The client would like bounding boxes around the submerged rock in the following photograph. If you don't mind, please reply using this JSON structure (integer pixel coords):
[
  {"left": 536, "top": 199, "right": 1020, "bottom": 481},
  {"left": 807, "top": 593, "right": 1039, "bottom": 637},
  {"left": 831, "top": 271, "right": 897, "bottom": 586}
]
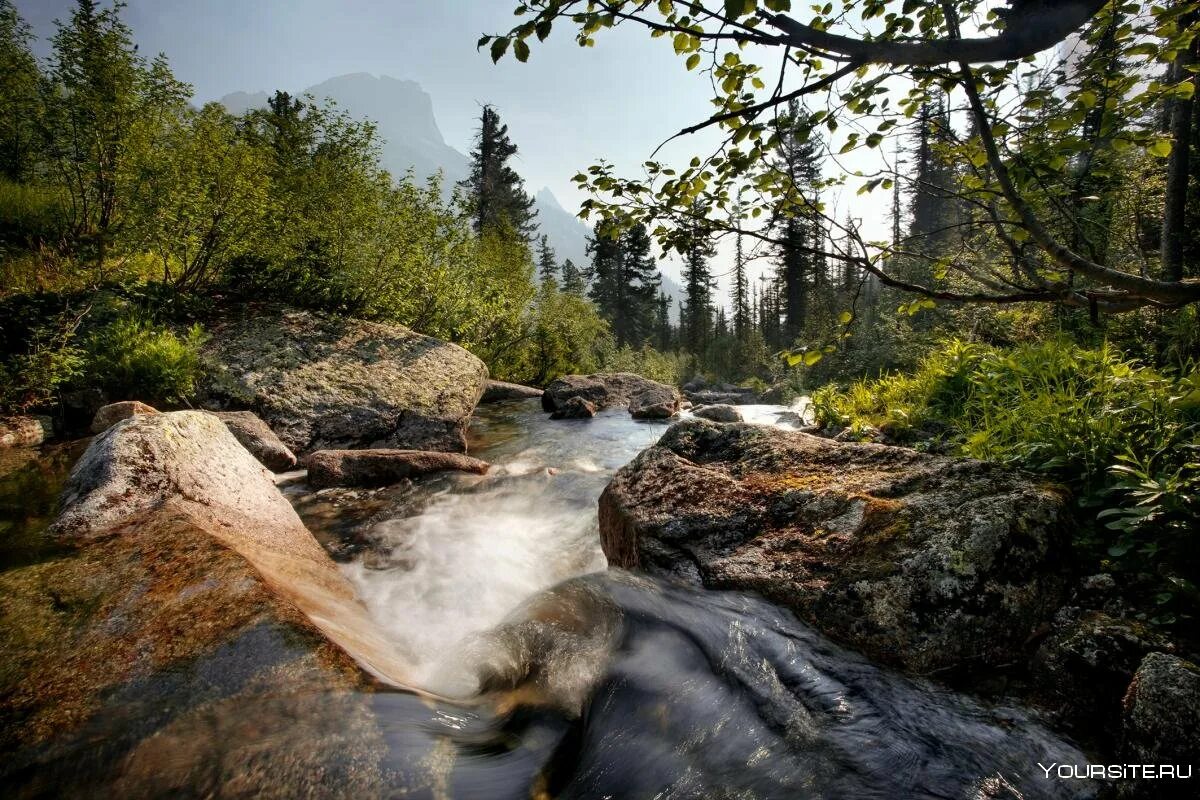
[
  {"left": 208, "top": 410, "right": 297, "bottom": 472},
  {"left": 543, "top": 373, "right": 681, "bottom": 419},
  {"left": 692, "top": 404, "right": 743, "bottom": 423},
  {"left": 89, "top": 400, "right": 157, "bottom": 434},
  {"left": 305, "top": 448, "right": 489, "bottom": 489},
  {"left": 0, "top": 415, "right": 48, "bottom": 448},
  {"left": 202, "top": 306, "right": 487, "bottom": 453},
  {"left": 481, "top": 379, "right": 544, "bottom": 402},
  {"left": 1, "top": 410, "right": 432, "bottom": 796},
  {"left": 550, "top": 396, "right": 598, "bottom": 420},
  {"left": 599, "top": 419, "right": 1070, "bottom": 675}
]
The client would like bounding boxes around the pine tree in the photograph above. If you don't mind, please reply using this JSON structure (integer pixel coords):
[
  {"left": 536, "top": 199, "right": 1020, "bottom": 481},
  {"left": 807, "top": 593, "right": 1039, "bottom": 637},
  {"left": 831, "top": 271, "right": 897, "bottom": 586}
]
[
  {"left": 458, "top": 105, "right": 537, "bottom": 238},
  {"left": 654, "top": 291, "right": 673, "bottom": 351},
  {"left": 731, "top": 228, "right": 751, "bottom": 339},
  {"left": 560, "top": 257, "right": 586, "bottom": 295},
  {"left": 906, "top": 95, "right": 957, "bottom": 252},
  {"left": 587, "top": 221, "right": 661, "bottom": 347},
  {"left": 681, "top": 217, "right": 716, "bottom": 355},
  {"left": 770, "top": 100, "right": 826, "bottom": 345},
  {"left": 536, "top": 235, "right": 557, "bottom": 284}
]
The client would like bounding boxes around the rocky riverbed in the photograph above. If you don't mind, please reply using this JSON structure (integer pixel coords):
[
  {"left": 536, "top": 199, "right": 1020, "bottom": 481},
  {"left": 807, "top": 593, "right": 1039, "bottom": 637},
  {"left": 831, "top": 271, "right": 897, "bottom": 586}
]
[{"left": 0, "top": 361, "right": 1195, "bottom": 798}]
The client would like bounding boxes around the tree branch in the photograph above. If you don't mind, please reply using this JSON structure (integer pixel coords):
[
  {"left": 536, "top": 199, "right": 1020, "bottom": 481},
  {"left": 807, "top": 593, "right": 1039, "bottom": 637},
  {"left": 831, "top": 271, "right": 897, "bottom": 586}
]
[{"left": 766, "top": 1, "right": 1107, "bottom": 66}]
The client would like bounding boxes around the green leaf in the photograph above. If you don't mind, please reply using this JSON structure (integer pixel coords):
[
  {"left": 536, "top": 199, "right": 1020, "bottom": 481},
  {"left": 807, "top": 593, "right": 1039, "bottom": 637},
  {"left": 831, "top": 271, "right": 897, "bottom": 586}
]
[
  {"left": 490, "top": 37, "right": 510, "bottom": 63},
  {"left": 513, "top": 39, "right": 530, "bottom": 62},
  {"left": 1148, "top": 139, "right": 1173, "bottom": 158},
  {"left": 686, "top": 53, "right": 701, "bottom": 70}
]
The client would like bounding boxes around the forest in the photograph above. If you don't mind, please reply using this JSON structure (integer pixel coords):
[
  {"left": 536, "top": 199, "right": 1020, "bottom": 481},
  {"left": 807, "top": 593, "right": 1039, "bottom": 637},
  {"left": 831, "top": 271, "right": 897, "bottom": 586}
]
[{"left": 1, "top": 0, "right": 1199, "bottom": 630}]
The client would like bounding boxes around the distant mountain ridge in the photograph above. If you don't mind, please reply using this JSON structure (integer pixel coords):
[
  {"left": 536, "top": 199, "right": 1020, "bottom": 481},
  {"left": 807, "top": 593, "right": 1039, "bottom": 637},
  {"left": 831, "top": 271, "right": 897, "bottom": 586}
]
[{"left": 217, "top": 73, "right": 683, "bottom": 314}]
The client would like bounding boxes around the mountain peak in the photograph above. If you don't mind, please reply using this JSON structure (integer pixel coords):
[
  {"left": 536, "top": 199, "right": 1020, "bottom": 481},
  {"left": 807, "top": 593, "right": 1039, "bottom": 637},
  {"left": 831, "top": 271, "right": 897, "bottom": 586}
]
[{"left": 536, "top": 187, "right": 563, "bottom": 210}]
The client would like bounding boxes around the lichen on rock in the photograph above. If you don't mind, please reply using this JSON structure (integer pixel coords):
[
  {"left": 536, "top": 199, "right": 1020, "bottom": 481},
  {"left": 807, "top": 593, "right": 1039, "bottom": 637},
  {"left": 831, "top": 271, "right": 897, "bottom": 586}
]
[{"left": 599, "top": 418, "right": 1071, "bottom": 675}]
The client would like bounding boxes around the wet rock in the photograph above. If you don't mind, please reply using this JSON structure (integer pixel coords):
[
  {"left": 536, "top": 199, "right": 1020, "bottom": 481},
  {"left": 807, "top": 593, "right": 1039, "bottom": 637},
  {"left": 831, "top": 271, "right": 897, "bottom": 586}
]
[
  {"left": 685, "top": 389, "right": 754, "bottom": 406},
  {"left": 0, "top": 410, "right": 433, "bottom": 797},
  {"left": 629, "top": 384, "right": 681, "bottom": 420},
  {"left": 760, "top": 384, "right": 793, "bottom": 404},
  {"left": 481, "top": 379, "right": 544, "bottom": 402},
  {"left": 542, "top": 373, "right": 681, "bottom": 419},
  {"left": 693, "top": 404, "right": 743, "bottom": 423},
  {"left": 0, "top": 416, "right": 48, "bottom": 448},
  {"left": 1121, "top": 653, "right": 1200, "bottom": 794},
  {"left": 550, "top": 396, "right": 597, "bottom": 420},
  {"left": 89, "top": 400, "right": 157, "bottom": 434},
  {"left": 599, "top": 419, "right": 1071, "bottom": 675},
  {"left": 208, "top": 410, "right": 297, "bottom": 472},
  {"left": 1031, "top": 609, "right": 1174, "bottom": 740},
  {"left": 201, "top": 306, "right": 487, "bottom": 454},
  {"left": 305, "top": 448, "right": 489, "bottom": 489}
]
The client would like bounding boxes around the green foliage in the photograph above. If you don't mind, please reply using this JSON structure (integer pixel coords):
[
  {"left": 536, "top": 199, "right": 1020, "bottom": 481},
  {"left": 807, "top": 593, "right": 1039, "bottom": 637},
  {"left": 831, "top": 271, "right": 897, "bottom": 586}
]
[
  {"left": 813, "top": 338, "right": 1200, "bottom": 575},
  {"left": 82, "top": 315, "right": 208, "bottom": 406},
  {"left": 510, "top": 280, "right": 610, "bottom": 384},
  {"left": 0, "top": 312, "right": 84, "bottom": 412},
  {"left": 597, "top": 343, "right": 689, "bottom": 386}
]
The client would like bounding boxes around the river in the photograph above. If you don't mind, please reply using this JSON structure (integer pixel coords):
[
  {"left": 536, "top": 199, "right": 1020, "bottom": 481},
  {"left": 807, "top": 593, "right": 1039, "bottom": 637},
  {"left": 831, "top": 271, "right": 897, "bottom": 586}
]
[
  {"left": 285, "top": 398, "right": 1097, "bottom": 799},
  {"left": 0, "top": 399, "right": 1098, "bottom": 798}
]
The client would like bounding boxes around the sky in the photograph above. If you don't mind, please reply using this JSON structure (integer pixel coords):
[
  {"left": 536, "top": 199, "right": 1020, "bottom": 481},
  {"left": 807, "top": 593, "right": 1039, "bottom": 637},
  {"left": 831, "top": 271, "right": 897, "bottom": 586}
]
[{"left": 15, "top": 0, "right": 893, "bottom": 291}]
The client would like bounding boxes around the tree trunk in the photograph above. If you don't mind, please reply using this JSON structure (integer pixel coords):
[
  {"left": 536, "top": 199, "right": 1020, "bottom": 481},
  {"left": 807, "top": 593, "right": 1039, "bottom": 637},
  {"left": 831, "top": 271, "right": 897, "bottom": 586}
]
[{"left": 1162, "top": 27, "right": 1198, "bottom": 282}]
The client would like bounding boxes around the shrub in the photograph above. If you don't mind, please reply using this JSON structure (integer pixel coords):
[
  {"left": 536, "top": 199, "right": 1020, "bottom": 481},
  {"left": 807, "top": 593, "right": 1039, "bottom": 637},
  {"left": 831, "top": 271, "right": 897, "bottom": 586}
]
[{"left": 83, "top": 316, "right": 208, "bottom": 406}]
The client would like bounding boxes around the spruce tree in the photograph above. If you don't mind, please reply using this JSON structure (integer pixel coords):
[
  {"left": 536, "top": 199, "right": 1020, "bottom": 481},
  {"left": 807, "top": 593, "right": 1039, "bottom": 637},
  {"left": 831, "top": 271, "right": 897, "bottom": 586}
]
[
  {"left": 731, "top": 228, "right": 750, "bottom": 339},
  {"left": 587, "top": 221, "right": 661, "bottom": 347},
  {"left": 536, "top": 234, "right": 557, "bottom": 284},
  {"left": 681, "top": 217, "right": 715, "bottom": 355},
  {"left": 770, "top": 100, "right": 826, "bottom": 345},
  {"left": 654, "top": 291, "right": 673, "bottom": 351},
  {"left": 560, "top": 258, "right": 586, "bottom": 295},
  {"left": 458, "top": 105, "right": 537, "bottom": 238}
]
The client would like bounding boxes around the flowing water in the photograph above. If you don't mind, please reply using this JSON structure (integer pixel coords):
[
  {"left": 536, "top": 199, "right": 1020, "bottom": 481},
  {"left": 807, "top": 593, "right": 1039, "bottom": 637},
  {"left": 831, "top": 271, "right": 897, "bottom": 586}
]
[
  {"left": 292, "top": 399, "right": 1098, "bottom": 799},
  {"left": 0, "top": 401, "right": 1101, "bottom": 798}
]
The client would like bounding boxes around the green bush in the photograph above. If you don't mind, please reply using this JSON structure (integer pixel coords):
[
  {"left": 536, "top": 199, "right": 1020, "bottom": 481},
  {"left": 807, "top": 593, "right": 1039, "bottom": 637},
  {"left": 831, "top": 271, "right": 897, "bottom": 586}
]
[
  {"left": 83, "top": 316, "right": 208, "bottom": 406},
  {"left": 0, "top": 315, "right": 84, "bottom": 413},
  {"left": 812, "top": 339, "right": 1200, "bottom": 586}
]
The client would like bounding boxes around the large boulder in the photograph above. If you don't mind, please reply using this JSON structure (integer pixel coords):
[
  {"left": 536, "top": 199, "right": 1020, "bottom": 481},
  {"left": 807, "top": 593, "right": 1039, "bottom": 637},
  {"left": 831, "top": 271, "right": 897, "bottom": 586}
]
[
  {"left": 1120, "top": 653, "right": 1200, "bottom": 796},
  {"left": 0, "top": 416, "right": 48, "bottom": 448},
  {"left": 599, "top": 419, "right": 1071, "bottom": 675},
  {"left": 208, "top": 410, "right": 297, "bottom": 472},
  {"left": 480, "top": 379, "right": 543, "bottom": 403},
  {"left": 89, "top": 400, "right": 157, "bottom": 434},
  {"left": 542, "top": 373, "right": 681, "bottom": 419},
  {"left": 305, "top": 448, "right": 489, "bottom": 489},
  {"left": 202, "top": 307, "right": 488, "bottom": 453},
  {"left": 0, "top": 411, "right": 429, "bottom": 796}
]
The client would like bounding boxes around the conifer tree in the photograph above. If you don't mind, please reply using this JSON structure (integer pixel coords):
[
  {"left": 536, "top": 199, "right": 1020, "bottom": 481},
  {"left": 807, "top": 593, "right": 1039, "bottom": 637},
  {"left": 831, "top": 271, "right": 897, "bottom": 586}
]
[
  {"left": 731, "top": 228, "right": 750, "bottom": 339},
  {"left": 654, "top": 291, "right": 673, "bottom": 351},
  {"left": 458, "top": 105, "right": 537, "bottom": 238},
  {"left": 587, "top": 221, "right": 661, "bottom": 347},
  {"left": 681, "top": 218, "right": 715, "bottom": 355},
  {"left": 770, "top": 100, "right": 826, "bottom": 345},
  {"left": 536, "top": 234, "right": 557, "bottom": 284},
  {"left": 560, "top": 257, "right": 586, "bottom": 295}
]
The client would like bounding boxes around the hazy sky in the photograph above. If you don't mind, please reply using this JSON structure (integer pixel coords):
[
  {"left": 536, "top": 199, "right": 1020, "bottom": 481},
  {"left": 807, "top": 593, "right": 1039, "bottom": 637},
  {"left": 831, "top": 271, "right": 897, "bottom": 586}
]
[{"left": 16, "top": 0, "right": 892, "bottom": 289}]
